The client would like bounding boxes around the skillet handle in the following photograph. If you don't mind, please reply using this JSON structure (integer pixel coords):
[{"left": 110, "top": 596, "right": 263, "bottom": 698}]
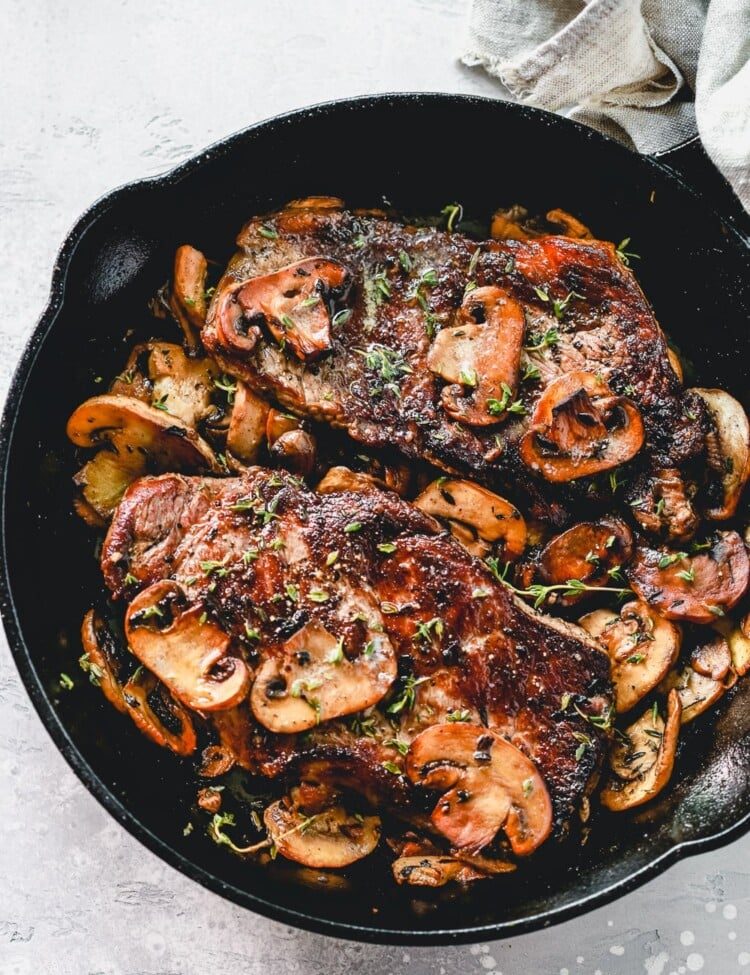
[{"left": 651, "top": 136, "right": 750, "bottom": 240}]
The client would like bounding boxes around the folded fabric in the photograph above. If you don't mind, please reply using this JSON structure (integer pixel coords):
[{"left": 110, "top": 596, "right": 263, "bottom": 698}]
[{"left": 462, "top": 0, "right": 749, "bottom": 212}]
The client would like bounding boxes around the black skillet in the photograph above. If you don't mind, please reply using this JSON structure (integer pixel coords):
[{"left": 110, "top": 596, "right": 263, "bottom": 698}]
[{"left": 2, "top": 94, "right": 750, "bottom": 945}]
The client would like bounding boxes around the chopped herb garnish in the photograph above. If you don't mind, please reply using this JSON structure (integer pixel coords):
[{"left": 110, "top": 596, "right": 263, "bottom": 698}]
[
  {"left": 524, "top": 326, "right": 560, "bottom": 353},
  {"left": 308, "top": 589, "right": 330, "bottom": 603},
  {"left": 78, "top": 652, "right": 104, "bottom": 686},
  {"left": 677, "top": 566, "right": 696, "bottom": 583},
  {"left": 627, "top": 653, "right": 645, "bottom": 664},
  {"left": 460, "top": 368, "right": 478, "bottom": 388},
  {"left": 707, "top": 604, "right": 725, "bottom": 617},
  {"left": 377, "top": 542, "right": 397, "bottom": 554},
  {"left": 242, "top": 548, "right": 259, "bottom": 565},
  {"left": 244, "top": 624, "right": 260, "bottom": 641},
  {"left": 328, "top": 638, "right": 345, "bottom": 664},
  {"left": 468, "top": 247, "right": 481, "bottom": 276},
  {"left": 446, "top": 708, "right": 472, "bottom": 723},
  {"left": 372, "top": 268, "right": 392, "bottom": 300},
  {"left": 123, "top": 572, "right": 138, "bottom": 586},
  {"left": 332, "top": 308, "right": 352, "bottom": 327},
  {"left": 522, "top": 778, "right": 534, "bottom": 797},
  {"left": 441, "top": 202, "right": 463, "bottom": 232},
  {"left": 472, "top": 587, "right": 490, "bottom": 599},
  {"left": 214, "top": 374, "right": 238, "bottom": 404},
  {"left": 384, "top": 738, "right": 409, "bottom": 756},
  {"left": 413, "top": 617, "right": 444, "bottom": 642},
  {"left": 552, "top": 291, "right": 583, "bottom": 320},
  {"left": 487, "top": 382, "right": 525, "bottom": 416},
  {"left": 59, "top": 673, "right": 74, "bottom": 691},
  {"left": 616, "top": 237, "right": 640, "bottom": 266},
  {"left": 344, "top": 521, "right": 362, "bottom": 534},
  {"left": 299, "top": 294, "right": 321, "bottom": 308},
  {"left": 521, "top": 363, "right": 541, "bottom": 382},
  {"left": 285, "top": 583, "right": 300, "bottom": 602},
  {"left": 355, "top": 343, "right": 412, "bottom": 397},
  {"left": 326, "top": 550, "right": 340, "bottom": 567},
  {"left": 398, "top": 250, "right": 412, "bottom": 272},
  {"left": 387, "top": 674, "right": 430, "bottom": 715},
  {"left": 382, "top": 760, "right": 402, "bottom": 775},
  {"left": 152, "top": 393, "right": 169, "bottom": 412},
  {"left": 258, "top": 225, "right": 278, "bottom": 240}
]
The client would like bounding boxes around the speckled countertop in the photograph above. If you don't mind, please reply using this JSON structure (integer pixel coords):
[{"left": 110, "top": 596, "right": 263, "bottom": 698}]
[{"left": 2, "top": 2, "right": 749, "bottom": 973}]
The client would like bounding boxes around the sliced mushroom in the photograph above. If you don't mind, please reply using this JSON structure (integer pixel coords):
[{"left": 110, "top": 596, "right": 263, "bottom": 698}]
[
  {"left": 627, "top": 468, "right": 699, "bottom": 543},
  {"left": 427, "top": 286, "right": 526, "bottom": 426},
  {"left": 691, "top": 388, "right": 750, "bottom": 520},
  {"left": 251, "top": 619, "right": 397, "bottom": 733},
  {"left": 627, "top": 531, "right": 750, "bottom": 623},
  {"left": 413, "top": 477, "right": 527, "bottom": 562},
  {"left": 660, "top": 633, "right": 735, "bottom": 724},
  {"left": 270, "top": 430, "right": 317, "bottom": 477},
  {"left": 490, "top": 204, "right": 540, "bottom": 241},
  {"left": 667, "top": 348, "right": 684, "bottom": 383},
  {"left": 392, "top": 855, "right": 489, "bottom": 887},
  {"left": 147, "top": 343, "right": 218, "bottom": 429},
  {"left": 713, "top": 614, "right": 750, "bottom": 676},
  {"left": 67, "top": 395, "right": 220, "bottom": 471},
  {"left": 264, "top": 797, "right": 381, "bottom": 868},
  {"left": 170, "top": 244, "right": 208, "bottom": 349},
  {"left": 122, "top": 666, "right": 198, "bottom": 756},
  {"left": 286, "top": 196, "right": 344, "bottom": 210},
  {"left": 266, "top": 408, "right": 301, "bottom": 445},
  {"left": 125, "top": 581, "right": 250, "bottom": 711},
  {"left": 80, "top": 609, "right": 129, "bottom": 713},
  {"left": 531, "top": 516, "right": 632, "bottom": 604},
  {"left": 545, "top": 208, "right": 593, "bottom": 239},
  {"left": 519, "top": 372, "right": 645, "bottom": 481},
  {"left": 579, "top": 601, "right": 681, "bottom": 712},
  {"left": 198, "top": 744, "right": 235, "bottom": 778},
  {"left": 316, "top": 466, "right": 385, "bottom": 494},
  {"left": 406, "top": 723, "right": 552, "bottom": 856},
  {"left": 226, "top": 382, "right": 271, "bottom": 465},
  {"left": 600, "top": 689, "right": 681, "bottom": 811},
  {"left": 212, "top": 257, "right": 352, "bottom": 362}
]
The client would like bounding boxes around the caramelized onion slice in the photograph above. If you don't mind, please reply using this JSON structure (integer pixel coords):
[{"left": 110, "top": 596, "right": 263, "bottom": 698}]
[
  {"left": 627, "top": 531, "right": 750, "bottom": 624},
  {"left": 519, "top": 372, "right": 645, "bottom": 481},
  {"left": 427, "top": 286, "right": 525, "bottom": 426},
  {"left": 413, "top": 477, "right": 527, "bottom": 562},
  {"left": 600, "top": 689, "right": 681, "bottom": 811},
  {"left": 126, "top": 580, "right": 250, "bottom": 711},
  {"left": 406, "top": 723, "right": 552, "bottom": 856},
  {"left": 251, "top": 619, "right": 397, "bottom": 733},
  {"left": 212, "top": 257, "right": 352, "bottom": 362},
  {"left": 264, "top": 798, "right": 381, "bottom": 868},
  {"left": 579, "top": 601, "right": 681, "bottom": 712}
]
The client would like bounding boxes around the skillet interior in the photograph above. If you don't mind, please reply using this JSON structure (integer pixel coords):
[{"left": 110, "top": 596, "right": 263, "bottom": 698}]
[{"left": 2, "top": 94, "right": 750, "bottom": 944}]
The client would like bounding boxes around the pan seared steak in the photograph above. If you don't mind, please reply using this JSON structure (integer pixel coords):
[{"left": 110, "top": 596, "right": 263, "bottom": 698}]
[
  {"left": 202, "top": 200, "right": 708, "bottom": 526},
  {"left": 103, "top": 468, "right": 611, "bottom": 846}
]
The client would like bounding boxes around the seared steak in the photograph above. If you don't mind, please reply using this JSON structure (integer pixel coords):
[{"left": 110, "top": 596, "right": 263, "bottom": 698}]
[
  {"left": 103, "top": 467, "right": 611, "bottom": 842},
  {"left": 201, "top": 201, "right": 708, "bottom": 525}
]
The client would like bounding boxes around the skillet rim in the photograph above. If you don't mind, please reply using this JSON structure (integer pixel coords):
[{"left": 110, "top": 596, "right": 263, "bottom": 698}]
[{"left": 1, "top": 91, "right": 749, "bottom": 945}]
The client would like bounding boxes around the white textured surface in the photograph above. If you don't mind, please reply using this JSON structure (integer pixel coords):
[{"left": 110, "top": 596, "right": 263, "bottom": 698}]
[{"left": 1, "top": 1, "right": 750, "bottom": 973}]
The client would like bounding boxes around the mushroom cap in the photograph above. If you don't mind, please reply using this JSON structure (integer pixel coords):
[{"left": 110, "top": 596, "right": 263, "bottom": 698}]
[
  {"left": 519, "top": 372, "right": 645, "bottom": 481},
  {"left": 579, "top": 601, "right": 681, "bottom": 712},
  {"left": 250, "top": 619, "right": 397, "bottom": 733},
  {"left": 600, "top": 689, "right": 681, "bottom": 811},
  {"left": 406, "top": 723, "right": 552, "bottom": 856},
  {"left": 427, "top": 286, "right": 525, "bottom": 426},
  {"left": 691, "top": 388, "right": 750, "bottom": 520},
  {"left": 413, "top": 477, "right": 527, "bottom": 562},
  {"left": 211, "top": 257, "right": 351, "bottom": 363},
  {"left": 627, "top": 531, "right": 750, "bottom": 623},
  {"left": 264, "top": 798, "right": 381, "bottom": 868},
  {"left": 67, "top": 394, "right": 220, "bottom": 472},
  {"left": 226, "top": 382, "right": 271, "bottom": 466},
  {"left": 125, "top": 580, "right": 250, "bottom": 711}
]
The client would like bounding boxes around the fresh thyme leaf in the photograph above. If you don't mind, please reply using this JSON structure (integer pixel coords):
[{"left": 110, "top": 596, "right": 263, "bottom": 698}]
[
  {"left": 382, "top": 760, "right": 402, "bottom": 775},
  {"left": 214, "top": 374, "right": 238, "bottom": 404},
  {"left": 387, "top": 674, "right": 429, "bottom": 715},
  {"left": 616, "top": 237, "right": 640, "bottom": 266},
  {"left": 524, "top": 326, "right": 559, "bottom": 353},
  {"left": 152, "top": 393, "right": 169, "bottom": 412},
  {"left": 398, "top": 250, "right": 412, "bottom": 272},
  {"left": 440, "top": 202, "right": 463, "bottom": 232},
  {"left": 372, "top": 268, "right": 392, "bottom": 300},
  {"left": 344, "top": 522, "right": 362, "bottom": 534},
  {"left": 308, "top": 589, "right": 329, "bottom": 603},
  {"left": 258, "top": 225, "right": 278, "bottom": 240},
  {"left": 326, "top": 550, "right": 340, "bottom": 567},
  {"left": 377, "top": 542, "right": 397, "bottom": 554},
  {"left": 446, "top": 708, "right": 472, "bottom": 722},
  {"left": 59, "top": 673, "right": 74, "bottom": 691},
  {"left": 384, "top": 738, "right": 409, "bottom": 756},
  {"left": 332, "top": 308, "right": 352, "bottom": 327}
]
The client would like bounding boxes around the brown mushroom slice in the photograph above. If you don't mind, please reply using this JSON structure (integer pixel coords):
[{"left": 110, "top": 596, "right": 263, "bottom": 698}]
[
  {"left": 427, "top": 286, "right": 526, "bottom": 426},
  {"left": 534, "top": 516, "right": 632, "bottom": 604},
  {"left": 212, "top": 257, "right": 352, "bottom": 363},
  {"left": 600, "top": 689, "right": 681, "bottom": 811},
  {"left": 406, "top": 723, "right": 552, "bottom": 856},
  {"left": 691, "top": 388, "right": 750, "bottom": 520},
  {"left": 628, "top": 468, "right": 699, "bottom": 543},
  {"left": 122, "top": 666, "right": 197, "bottom": 756},
  {"left": 147, "top": 343, "right": 218, "bottom": 428},
  {"left": 251, "top": 619, "right": 397, "bottom": 733},
  {"left": 125, "top": 581, "right": 250, "bottom": 712},
  {"left": 545, "top": 208, "right": 593, "bottom": 239},
  {"left": 316, "top": 466, "right": 385, "bottom": 494},
  {"left": 519, "top": 372, "right": 645, "bottom": 481},
  {"left": 627, "top": 531, "right": 750, "bottom": 624},
  {"left": 170, "top": 244, "right": 208, "bottom": 349},
  {"left": 667, "top": 348, "right": 684, "bottom": 383},
  {"left": 266, "top": 408, "right": 301, "bottom": 445},
  {"left": 269, "top": 429, "right": 317, "bottom": 476},
  {"left": 67, "top": 395, "right": 220, "bottom": 473},
  {"left": 490, "top": 205, "right": 541, "bottom": 241},
  {"left": 80, "top": 609, "right": 129, "bottom": 713},
  {"left": 392, "top": 855, "right": 489, "bottom": 887},
  {"left": 264, "top": 797, "right": 381, "bottom": 868},
  {"left": 660, "top": 636, "right": 734, "bottom": 725},
  {"left": 73, "top": 447, "right": 147, "bottom": 525},
  {"left": 413, "top": 478, "right": 527, "bottom": 562},
  {"left": 713, "top": 615, "right": 750, "bottom": 676},
  {"left": 579, "top": 601, "right": 681, "bottom": 712},
  {"left": 226, "top": 382, "right": 271, "bottom": 465}
]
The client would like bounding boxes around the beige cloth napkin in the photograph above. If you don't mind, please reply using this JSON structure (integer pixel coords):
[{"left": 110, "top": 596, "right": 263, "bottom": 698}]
[{"left": 462, "top": 0, "right": 750, "bottom": 212}]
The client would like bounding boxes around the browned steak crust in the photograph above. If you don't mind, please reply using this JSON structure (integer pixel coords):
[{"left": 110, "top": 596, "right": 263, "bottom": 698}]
[{"left": 103, "top": 468, "right": 612, "bottom": 839}]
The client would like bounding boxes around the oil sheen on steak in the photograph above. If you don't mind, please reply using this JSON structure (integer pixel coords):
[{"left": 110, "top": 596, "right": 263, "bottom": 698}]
[
  {"left": 103, "top": 468, "right": 611, "bottom": 841},
  {"left": 201, "top": 201, "right": 707, "bottom": 525}
]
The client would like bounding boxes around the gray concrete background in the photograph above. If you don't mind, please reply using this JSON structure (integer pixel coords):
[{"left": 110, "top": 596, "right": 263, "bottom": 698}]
[{"left": 1, "top": 1, "right": 749, "bottom": 973}]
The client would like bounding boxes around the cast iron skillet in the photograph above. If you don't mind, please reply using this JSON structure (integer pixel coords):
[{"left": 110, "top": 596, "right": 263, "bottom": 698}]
[{"left": 2, "top": 94, "right": 750, "bottom": 945}]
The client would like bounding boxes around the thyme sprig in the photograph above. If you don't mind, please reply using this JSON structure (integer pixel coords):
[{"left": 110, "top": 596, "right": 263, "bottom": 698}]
[{"left": 485, "top": 557, "right": 632, "bottom": 608}]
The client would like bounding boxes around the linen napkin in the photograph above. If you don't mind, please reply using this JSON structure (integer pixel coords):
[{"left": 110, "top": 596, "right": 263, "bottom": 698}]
[{"left": 462, "top": 0, "right": 750, "bottom": 212}]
